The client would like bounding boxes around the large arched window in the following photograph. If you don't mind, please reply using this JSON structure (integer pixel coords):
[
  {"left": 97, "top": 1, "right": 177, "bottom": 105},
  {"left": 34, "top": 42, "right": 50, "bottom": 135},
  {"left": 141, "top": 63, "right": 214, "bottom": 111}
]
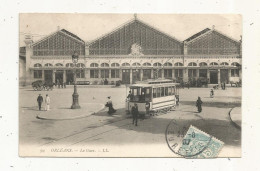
[
  {"left": 55, "top": 63, "right": 63, "bottom": 67},
  {"left": 44, "top": 63, "right": 53, "bottom": 67},
  {"left": 220, "top": 62, "right": 229, "bottom": 66},
  {"left": 34, "top": 63, "right": 42, "bottom": 67},
  {"left": 143, "top": 62, "right": 151, "bottom": 66},
  {"left": 101, "top": 63, "right": 109, "bottom": 67},
  {"left": 164, "top": 62, "right": 172, "bottom": 67},
  {"left": 231, "top": 62, "right": 240, "bottom": 67},
  {"left": 210, "top": 62, "right": 219, "bottom": 66},
  {"left": 153, "top": 62, "right": 162, "bottom": 67},
  {"left": 174, "top": 62, "right": 183, "bottom": 66},
  {"left": 188, "top": 62, "right": 197, "bottom": 66},
  {"left": 76, "top": 63, "right": 85, "bottom": 68},
  {"left": 132, "top": 62, "right": 141, "bottom": 67},
  {"left": 90, "top": 63, "right": 99, "bottom": 67},
  {"left": 122, "top": 63, "right": 130, "bottom": 67},
  {"left": 199, "top": 62, "right": 207, "bottom": 66},
  {"left": 66, "top": 63, "right": 74, "bottom": 67},
  {"left": 111, "top": 63, "right": 120, "bottom": 67}
]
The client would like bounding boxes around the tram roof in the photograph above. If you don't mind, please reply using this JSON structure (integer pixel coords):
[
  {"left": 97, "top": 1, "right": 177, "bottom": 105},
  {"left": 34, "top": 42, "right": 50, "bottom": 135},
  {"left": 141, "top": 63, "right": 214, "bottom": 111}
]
[
  {"left": 135, "top": 79, "right": 175, "bottom": 84},
  {"left": 130, "top": 82, "right": 179, "bottom": 88}
]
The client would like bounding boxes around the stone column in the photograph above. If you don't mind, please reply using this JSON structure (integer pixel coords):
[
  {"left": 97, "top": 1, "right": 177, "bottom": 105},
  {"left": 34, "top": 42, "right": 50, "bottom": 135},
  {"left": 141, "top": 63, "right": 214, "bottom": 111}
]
[
  {"left": 172, "top": 69, "right": 175, "bottom": 80},
  {"left": 109, "top": 69, "right": 111, "bottom": 79},
  {"left": 63, "top": 70, "right": 66, "bottom": 83},
  {"left": 196, "top": 69, "right": 199, "bottom": 78},
  {"left": 130, "top": 69, "right": 133, "bottom": 84},
  {"left": 151, "top": 69, "right": 154, "bottom": 79},
  {"left": 228, "top": 69, "right": 231, "bottom": 84},
  {"left": 161, "top": 69, "right": 164, "bottom": 78},
  {"left": 98, "top": 69, "right": 101, "bottom": 79},
  {"left": 85, "top": 69, "right": 89, "bottom": 79},
  {"left": 42, "top": 70, "right": 45, "bottom": 81},
  {"left": 52, "top": 70, "right": 56, "bottom": 83},
  {"left": 140, "top": 69, "right": 143, "bottom": 81},
  {"left": 217, "top": 69, "right": 220, "bottom": 84},
  {"left": 119, "top": 69, "right": 122, "bottom": 80},
  {"left": 183, "top": 69, "right": 188, "bottom": 82},
  {"left": 207, "top": 69, "right": 210, "bottom": 80}
]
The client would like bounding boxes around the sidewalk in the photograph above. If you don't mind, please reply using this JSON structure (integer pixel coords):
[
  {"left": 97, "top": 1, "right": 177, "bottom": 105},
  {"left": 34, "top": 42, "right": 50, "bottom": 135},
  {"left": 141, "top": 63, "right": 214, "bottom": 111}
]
[
  {"left": 229, "top": 107, "right": 241, "bottom": 128},
  {"left": 37, "top": 103, "right": 105, "bottom": 120}
]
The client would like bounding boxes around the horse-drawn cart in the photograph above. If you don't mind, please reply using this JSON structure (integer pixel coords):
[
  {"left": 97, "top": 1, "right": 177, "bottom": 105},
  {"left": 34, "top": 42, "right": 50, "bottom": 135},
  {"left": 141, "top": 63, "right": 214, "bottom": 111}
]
[{"left": 32, "top": 80, "right": 54, "bottom": 91}]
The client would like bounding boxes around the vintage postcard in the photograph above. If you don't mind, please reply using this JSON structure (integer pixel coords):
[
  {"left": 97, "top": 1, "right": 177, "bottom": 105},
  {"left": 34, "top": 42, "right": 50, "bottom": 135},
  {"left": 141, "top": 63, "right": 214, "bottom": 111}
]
[{"left": 19, "top": 14, "right": 242, "bottom": 157}]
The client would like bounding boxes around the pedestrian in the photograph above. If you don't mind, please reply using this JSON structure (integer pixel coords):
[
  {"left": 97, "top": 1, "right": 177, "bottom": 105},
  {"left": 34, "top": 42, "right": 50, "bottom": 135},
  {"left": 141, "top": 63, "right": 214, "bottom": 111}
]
[
  {"left": 196, "top": 97, "right": 203, "bottom": 113},
  {"left": 127, "top": 90, "right": 133, "bottom": 101},
  {"left": 223, "top": 82, "right": 226, "bottom": 90},
  {"left": 210, "top": 89, "right": 214, "bottom": 98},
  {"left": 106, "top": 96, "right": 116, "bottom": 115},
  {"left": 37, "top": 94, "right": 43, "bottom": 111},
  {"left": 131, "top": 103, "right": 139, "bottom": 126},
  {"left": 45, "top": 94, "right": 51, "bottom": 111},
  {"left": 221, "top": 82, "right": 223, "bottom": 90}
]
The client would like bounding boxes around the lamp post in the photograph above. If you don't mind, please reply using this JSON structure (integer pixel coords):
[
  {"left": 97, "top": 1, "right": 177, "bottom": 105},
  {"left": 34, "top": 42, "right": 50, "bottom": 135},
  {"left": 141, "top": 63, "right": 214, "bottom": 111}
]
[{"left": 71, "top": 51, "right": 81, "bottom": 109}]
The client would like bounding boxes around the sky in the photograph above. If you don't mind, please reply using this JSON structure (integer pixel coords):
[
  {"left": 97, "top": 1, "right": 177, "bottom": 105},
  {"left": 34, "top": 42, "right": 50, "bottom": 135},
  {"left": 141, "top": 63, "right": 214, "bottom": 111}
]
[{"left": 19, "top": 14, "right": 242, "bottom": 46}]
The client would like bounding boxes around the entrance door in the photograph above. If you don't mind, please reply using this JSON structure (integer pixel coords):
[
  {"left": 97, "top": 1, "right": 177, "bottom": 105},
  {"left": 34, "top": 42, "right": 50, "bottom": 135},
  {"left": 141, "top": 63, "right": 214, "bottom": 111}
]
[
  {"left": 210, "top": 70, "right": 218, "bottom": 84},
  {"left": 143, "top": 69, "right": 151, "bottom": 80},
  {"left": 199, "top": 69, "right": 207, "bottom": 78},
  {"left": 220, "top": 69, "right": 228, "bottom": 83},
  {"left": 132, "top": 69, "right": 140, "bottom": 84},
  {"left": 55, "top": 70, "right": 64, "bottom": 84},
  {"left": 122, "top": 69, "right": 130, "bottom": 84},
  {"left": 44, "top": 70, "right": 53, "bottom": 83},
  {"left": 66, "top": 70, "right": 74, "bottom": 85}
]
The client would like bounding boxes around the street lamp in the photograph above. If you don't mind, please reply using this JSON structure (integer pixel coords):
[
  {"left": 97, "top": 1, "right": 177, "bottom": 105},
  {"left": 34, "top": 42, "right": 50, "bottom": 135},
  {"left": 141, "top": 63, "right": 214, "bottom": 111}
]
[{"left": 71, "top": 51, "right": 81, "bottom": 109}]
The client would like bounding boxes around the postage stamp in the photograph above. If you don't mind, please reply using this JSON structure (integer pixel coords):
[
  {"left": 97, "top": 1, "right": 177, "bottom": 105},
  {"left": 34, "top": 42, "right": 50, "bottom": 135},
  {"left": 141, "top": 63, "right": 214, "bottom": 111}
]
[{"left": 178, "top": 125, "right": 224, "bottom": 158}]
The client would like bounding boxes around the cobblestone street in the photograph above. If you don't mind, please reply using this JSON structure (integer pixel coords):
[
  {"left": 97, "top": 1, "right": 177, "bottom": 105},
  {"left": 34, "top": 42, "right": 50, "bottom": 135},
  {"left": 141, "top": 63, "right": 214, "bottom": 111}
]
[{"left": 19, "top": 86, "right": 241, "bottom": 157}]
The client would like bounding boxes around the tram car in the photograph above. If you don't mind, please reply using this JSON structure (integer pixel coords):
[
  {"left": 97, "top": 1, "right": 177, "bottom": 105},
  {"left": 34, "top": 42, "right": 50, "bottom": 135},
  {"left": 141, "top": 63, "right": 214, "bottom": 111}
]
[{"left": 126, "top": 79, "right": 179, "bottom": 115}]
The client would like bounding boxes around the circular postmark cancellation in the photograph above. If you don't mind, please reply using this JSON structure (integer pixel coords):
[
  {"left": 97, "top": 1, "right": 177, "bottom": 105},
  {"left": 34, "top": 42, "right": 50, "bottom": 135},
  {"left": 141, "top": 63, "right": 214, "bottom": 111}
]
[{"left": 165, "top": 119, "right": 213, "bottom": 158}]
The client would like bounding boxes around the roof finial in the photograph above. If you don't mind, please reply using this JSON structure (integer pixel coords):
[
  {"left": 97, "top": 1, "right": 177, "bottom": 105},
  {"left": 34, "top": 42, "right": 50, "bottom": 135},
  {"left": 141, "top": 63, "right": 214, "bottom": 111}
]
[{"left": 134, "top": 13, "right": 137, "bottom": 20}]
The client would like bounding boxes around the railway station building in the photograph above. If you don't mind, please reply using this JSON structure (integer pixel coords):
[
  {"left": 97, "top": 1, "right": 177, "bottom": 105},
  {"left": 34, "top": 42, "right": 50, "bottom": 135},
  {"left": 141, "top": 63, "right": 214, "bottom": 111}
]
[{"left": 19, "top": 17, "right": 242, "bottom": 86}]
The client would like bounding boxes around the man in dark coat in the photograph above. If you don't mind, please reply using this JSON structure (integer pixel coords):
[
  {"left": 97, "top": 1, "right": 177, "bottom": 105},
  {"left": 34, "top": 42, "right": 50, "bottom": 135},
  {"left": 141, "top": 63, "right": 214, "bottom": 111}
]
[
  {"left": 37, "top": 94, "right": 43, "bottom": 110},
  {"left": 131, "top": 103, "right": 139, "bottom": 126},
  {"left": 196, "top": 96, "right": 203, "bottom": 113}
]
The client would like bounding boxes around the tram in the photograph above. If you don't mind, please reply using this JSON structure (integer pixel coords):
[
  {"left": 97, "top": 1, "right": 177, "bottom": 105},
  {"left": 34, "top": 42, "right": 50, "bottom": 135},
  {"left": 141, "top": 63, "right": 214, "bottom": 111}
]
[{"left": 126, "top": 79, "right": 180, "bottom": 115}]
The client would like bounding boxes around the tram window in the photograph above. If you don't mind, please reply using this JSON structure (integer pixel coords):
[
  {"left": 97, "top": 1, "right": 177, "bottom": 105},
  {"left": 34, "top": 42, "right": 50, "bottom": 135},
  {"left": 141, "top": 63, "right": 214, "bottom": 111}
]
[
  {"left": 157, "top": 88, "right": 161, "bottom": 98},
  {"left": 172, "top": 86, "right": 175, "bottom": 95},
  {"left": 145, "top": 88, "right": 151, "bottom": 101},
  {"left": 161, "top": 87, "right": 165, "bottom": 97},
  {"left": 153, "top": 88, "right": 157, "bottom": 98},
  {"left": 168, "top": 87, "right": 172, "bottom": 95},
  {"left": 165, "top": 87, "right": 169, "bottom": 96}
]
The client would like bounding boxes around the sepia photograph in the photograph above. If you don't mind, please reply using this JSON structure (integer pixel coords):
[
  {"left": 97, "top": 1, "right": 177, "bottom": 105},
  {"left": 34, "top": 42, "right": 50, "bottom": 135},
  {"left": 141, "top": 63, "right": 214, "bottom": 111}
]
[{"left": 19, "top": 14, "right": 242, "bottom": 157}]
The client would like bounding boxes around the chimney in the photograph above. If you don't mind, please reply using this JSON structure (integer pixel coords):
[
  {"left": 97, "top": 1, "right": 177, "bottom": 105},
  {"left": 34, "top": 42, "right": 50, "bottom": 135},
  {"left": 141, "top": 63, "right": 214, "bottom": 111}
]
[
  {"left": 57, "top": 26, "right": 60, "bottom": 31},
  {"left": 212, "top": 25, "right": 215, "bottom": 30}
]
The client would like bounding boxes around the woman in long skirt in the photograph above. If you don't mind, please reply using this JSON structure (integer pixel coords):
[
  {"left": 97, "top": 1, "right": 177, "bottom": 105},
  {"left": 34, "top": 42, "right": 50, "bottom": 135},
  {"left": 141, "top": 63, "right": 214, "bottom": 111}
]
[{"left": 106, "top": 96, "right": 116, "bottom": 115}]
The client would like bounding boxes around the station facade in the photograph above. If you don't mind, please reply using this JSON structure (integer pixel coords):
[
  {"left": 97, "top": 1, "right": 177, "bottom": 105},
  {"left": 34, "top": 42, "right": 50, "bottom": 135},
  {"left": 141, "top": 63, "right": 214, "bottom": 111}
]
[{"left": 19, "top": 17, "right": 242, "bottom": 86}]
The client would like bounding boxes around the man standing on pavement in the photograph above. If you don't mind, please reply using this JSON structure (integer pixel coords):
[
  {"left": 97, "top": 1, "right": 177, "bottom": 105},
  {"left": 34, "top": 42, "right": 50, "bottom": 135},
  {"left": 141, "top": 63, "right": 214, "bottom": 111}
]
[
  {"left": 131, "top": 103, "right": 139, "bottom": 126},
  {"left": 37, "top": 94, "right": 43, "bottom": 111}
]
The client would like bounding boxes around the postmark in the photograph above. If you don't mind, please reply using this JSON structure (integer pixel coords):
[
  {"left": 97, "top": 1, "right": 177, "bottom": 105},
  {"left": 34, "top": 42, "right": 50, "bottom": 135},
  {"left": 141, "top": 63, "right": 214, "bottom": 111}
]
[{"left": 165, "top": 119, "right": 224, "bottom": 158}]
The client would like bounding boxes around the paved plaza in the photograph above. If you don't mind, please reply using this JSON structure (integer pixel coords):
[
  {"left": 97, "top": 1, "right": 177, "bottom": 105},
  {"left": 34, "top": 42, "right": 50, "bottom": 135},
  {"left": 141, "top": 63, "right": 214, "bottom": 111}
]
[{"left": 19, "top": 85, "right": 241, "bottom": 157}]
